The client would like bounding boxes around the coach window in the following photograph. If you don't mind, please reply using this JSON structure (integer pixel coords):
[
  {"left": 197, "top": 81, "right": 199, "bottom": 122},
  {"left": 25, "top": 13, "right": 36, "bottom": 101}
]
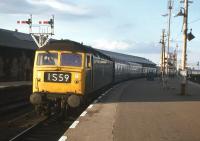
[{"left": 86, "top": 55, "right": 91, "bottom": 68}]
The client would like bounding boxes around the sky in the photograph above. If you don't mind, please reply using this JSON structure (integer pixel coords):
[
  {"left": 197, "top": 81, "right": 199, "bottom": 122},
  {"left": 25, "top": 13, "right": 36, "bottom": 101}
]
[{"left": 0, "top": 0, "right": 199, "bottom": 67}]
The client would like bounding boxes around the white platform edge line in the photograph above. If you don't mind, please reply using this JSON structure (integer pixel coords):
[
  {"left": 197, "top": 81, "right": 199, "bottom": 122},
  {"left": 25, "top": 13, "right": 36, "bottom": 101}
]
[
  {"left": 93, "top": 100, "right": 98, "bottom": 104},
  {"left": 104, "top": 88, "right": 112, "bottom": 95},
  {"left": 107, "top": 87, "right": 113, "bottom": 93},
  {"left": 101, "top": 93, "right": 105, "bottom": 96},
  {"left": 88, "top": 104, "right": 93, "bottom": 109},
  {"left": 69, "top": 121, "right": 79, "bottom": 129},
  {"left": 58, "top": 87, "right": 114, "bottom": 140},
  {"left": 58, "top": 135, "right": 68, "bottom": 141},
  {"left": 80, "top": 111, "right": 87, "bottom": 117}
]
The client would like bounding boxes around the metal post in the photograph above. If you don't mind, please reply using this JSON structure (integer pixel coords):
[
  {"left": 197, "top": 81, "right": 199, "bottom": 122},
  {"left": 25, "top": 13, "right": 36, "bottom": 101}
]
[
  {"left": 161, "top": 29, "right": 166, "bottom": 76},
  {"left": 182, "top": 0, "right": 188, "bottom": 70},
  {"left": 181, "top": 0, "right": 188, "bottom": 95},
  {"left": 18, "top": 15, "right": 55, "bottom": 48},
  {"left": 29, "top": 14, "right": 32, "bottom": 33},
  {"left": 160, "top": 29, "right": 168, "bottom": 88},
  {"left": 163, "top": 31, "right": 166, "bottom": 77},
  {"left": 175, "top": 44, "right": 178, "bottom": 73},
  {"left": 161, "top": 39, "right": 164, "bottom": 74},
  {"left": 166, "top": 0, "right": 173, "bottom": 76}
]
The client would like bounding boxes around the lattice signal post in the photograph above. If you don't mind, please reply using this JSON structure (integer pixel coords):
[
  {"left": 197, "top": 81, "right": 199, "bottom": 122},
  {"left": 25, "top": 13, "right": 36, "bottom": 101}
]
[{"left": 17, "top": 15, "right": 54, "bottom": 48}]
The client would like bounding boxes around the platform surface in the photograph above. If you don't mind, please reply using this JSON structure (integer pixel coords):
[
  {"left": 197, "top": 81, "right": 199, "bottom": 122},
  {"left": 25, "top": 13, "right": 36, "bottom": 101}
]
[
  {"left": 0, "top": 81, "right": 32, "bottom": 89},
  {"left": 60, "top": 78, "right": 200, "bottom": 141}
]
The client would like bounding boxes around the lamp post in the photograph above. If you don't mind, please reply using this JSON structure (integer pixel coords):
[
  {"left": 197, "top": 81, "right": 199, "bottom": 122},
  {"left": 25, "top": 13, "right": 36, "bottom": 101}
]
[
  {"left": 175, "top": 0, "right": 194, "bottom": 95},
  {"left": 179, "top": 0, "right": 189, "bottom": 95},
  {"left": 160, "top": 29, "right": 166, "bottom": 77},
  {"left": 167, "top": 0, "right": 173, "bottom": 76},
  {"left": 182, "top": 0, "right": 188, "bottom": 72}
]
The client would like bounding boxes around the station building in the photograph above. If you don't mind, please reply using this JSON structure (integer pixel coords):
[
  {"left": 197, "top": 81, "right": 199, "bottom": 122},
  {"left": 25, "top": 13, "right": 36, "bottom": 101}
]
[{"left": 0, "top": 28, "right": 37, "bottom": 81}]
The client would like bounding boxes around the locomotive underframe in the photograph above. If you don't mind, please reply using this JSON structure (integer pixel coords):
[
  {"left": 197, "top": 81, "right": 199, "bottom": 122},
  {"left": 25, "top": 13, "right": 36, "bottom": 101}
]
[{"left": 30, "top": 92, "right": 84, "bottom": 112}]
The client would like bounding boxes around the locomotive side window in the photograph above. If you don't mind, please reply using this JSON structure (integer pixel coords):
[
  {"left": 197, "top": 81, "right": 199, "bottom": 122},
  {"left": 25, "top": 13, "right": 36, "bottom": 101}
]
[
  {"left": 86, "top": 55, "right": 91, "bottom": 68},
  {"left": 61, "top": 53, "right": 82, "bottom": 67},
  {"left": 37, "top": 53, "right": 58, "bottom": 66}
]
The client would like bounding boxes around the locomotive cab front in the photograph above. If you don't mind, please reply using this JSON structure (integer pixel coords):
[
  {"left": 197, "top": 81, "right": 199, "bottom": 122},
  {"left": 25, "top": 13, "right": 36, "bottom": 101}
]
[{"left": 30, "top": 49, "right": 88, "bottom": 109}]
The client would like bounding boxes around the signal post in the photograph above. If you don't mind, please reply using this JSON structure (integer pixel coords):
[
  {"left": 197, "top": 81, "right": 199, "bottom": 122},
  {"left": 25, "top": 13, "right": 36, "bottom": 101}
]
[{"left": 17, "top": 14, "right": 55, "bottom": 48}]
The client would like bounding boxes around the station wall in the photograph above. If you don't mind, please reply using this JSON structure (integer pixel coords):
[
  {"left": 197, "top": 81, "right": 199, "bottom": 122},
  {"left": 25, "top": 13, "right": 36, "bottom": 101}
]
[{"left": 0, "top": 46, "right": 35, "bottom": 81}]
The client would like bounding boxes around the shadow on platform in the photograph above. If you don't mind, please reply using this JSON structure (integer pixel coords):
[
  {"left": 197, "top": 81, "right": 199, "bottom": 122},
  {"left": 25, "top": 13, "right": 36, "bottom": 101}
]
[{"left": 98, "top": 78, "right": 200, "bottom": 103}]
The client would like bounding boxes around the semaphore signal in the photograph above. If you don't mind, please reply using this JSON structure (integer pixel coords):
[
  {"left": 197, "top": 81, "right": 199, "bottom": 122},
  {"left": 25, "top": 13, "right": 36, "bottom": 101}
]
[
  {"left": 39, "top": 19, "right": 54, "bottom": 25},
  {"left": 17, "top": 14, "right": 54, "bottom": 48},
  {"left": 17, "top": 19, "right": 32, "bottom": 24}
]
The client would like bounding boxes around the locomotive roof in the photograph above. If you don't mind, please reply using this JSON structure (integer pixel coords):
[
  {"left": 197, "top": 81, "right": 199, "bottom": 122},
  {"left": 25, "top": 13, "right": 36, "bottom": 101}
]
[{"left": 38, "top": 40, "right": 112, "bottom": 60}]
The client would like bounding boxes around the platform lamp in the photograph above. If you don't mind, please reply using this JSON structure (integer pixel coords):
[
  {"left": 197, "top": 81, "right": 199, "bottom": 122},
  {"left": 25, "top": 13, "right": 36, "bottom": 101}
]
[
  {"left": 187, "top": 29, "right": 195, "bottom": 41},
  {"left": 174, "top": 9, "right": 184, "bottom": 17}
]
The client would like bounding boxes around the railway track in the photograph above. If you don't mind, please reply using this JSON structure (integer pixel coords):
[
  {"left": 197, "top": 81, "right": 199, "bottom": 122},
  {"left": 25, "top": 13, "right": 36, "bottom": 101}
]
[
  {"left": 0, "top": 99, "right": 30, "bottom": 115},
  {"left": 8, "top": 112, "right": 78, "bottom": 141},
  {"left": 1, "top": 86, "right": 110, "bottom": 141},
  {"left": 8, "top": 114, "right": 49, "bottom": 141},
  {"left": 5, "top": 93, "right": 101, "bottom": 141},
  {"left": 0, "top": 85, "right": 32, "bottom": 116}
]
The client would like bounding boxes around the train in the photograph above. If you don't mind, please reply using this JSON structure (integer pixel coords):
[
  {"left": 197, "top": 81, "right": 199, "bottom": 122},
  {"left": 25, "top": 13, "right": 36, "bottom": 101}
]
[{"left": 30, "top": 40, "right": 157, "bottom": 114}]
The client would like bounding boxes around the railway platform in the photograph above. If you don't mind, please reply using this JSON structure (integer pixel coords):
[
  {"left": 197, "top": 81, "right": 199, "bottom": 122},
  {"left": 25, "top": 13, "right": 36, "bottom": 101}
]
[
  {"left": 0, "top": 81, "right": 32, "bottom": 108},
  {"left": 0, "top": 81, "right": 32, "bottom": 89},
  {"left": 59, "top": 78, "right": 200, "bottom": 141}
]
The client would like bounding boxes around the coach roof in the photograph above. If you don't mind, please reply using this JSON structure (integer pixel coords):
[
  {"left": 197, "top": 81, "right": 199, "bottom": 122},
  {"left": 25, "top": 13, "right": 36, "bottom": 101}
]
[{"left": 98, "top": 49, "right": 156, "bottom": 67}]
